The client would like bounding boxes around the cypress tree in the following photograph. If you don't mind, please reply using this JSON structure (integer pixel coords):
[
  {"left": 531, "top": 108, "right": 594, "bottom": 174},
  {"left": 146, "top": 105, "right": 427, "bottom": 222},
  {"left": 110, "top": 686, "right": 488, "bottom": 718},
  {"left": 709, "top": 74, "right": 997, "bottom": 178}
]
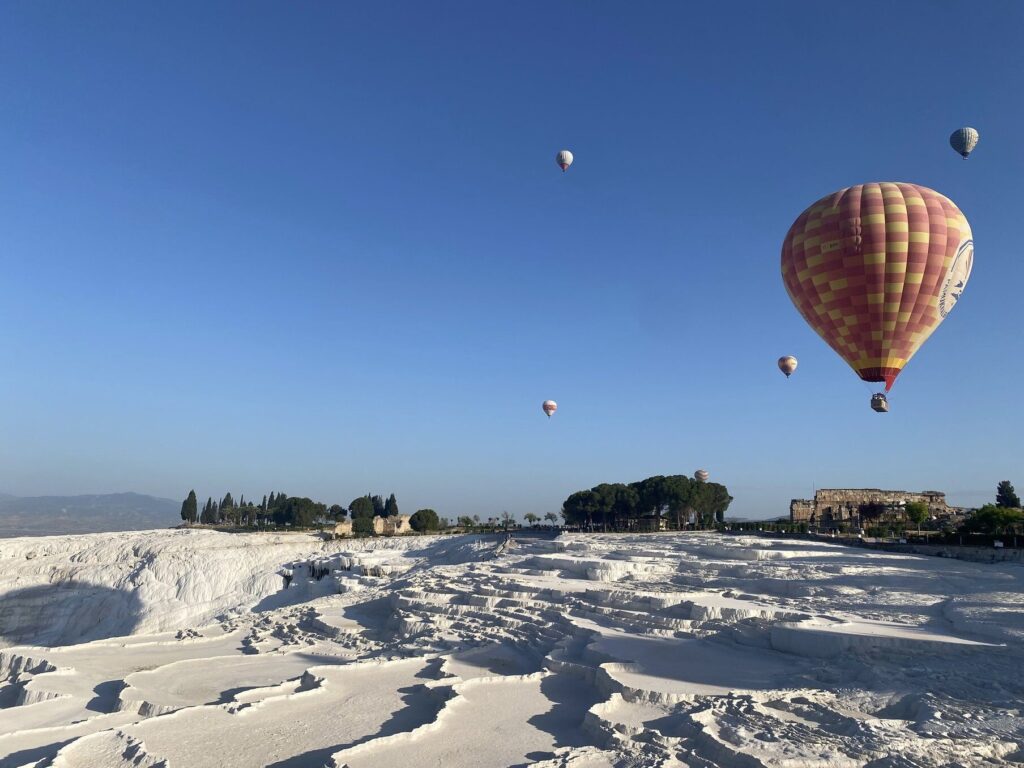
[
  {"left": 180, "top": 490, "right": 198, "bottom": 523},
  {"left": 996, "top": 481, "right": 1021, "bottom": 508},
  {"left": 385, "top": 493, "right": 399, "bottom": 518},
  {"left": 371, "top": 494, "right": 385, "bottom": 517}
]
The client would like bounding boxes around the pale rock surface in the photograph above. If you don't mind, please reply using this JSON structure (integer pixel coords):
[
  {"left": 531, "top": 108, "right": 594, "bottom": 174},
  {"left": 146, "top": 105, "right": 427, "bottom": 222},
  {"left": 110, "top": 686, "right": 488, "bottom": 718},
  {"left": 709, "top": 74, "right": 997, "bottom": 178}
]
[{"left": 0, "top": 530, "right": 1022, "bottom": 767}]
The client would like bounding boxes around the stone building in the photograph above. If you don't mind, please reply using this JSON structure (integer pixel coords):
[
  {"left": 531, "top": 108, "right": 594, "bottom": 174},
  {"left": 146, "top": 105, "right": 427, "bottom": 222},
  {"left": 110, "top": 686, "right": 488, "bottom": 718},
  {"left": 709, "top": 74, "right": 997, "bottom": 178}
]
[
  {"left": 373, "top": 514, "right": 412, "bottom": 536},
  {"left": 789, "top": 489, "right": 955, "bottom": 531},
  {"left": 333, "top": 520, "right": 353, "bottom": 538}
]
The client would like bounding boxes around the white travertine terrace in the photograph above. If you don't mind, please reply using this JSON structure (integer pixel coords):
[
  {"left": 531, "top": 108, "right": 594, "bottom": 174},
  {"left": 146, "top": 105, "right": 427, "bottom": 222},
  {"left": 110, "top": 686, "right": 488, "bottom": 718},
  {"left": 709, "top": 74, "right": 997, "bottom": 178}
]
[{"left": 0, "top": 530, "right": 1022, "bottom": 767}]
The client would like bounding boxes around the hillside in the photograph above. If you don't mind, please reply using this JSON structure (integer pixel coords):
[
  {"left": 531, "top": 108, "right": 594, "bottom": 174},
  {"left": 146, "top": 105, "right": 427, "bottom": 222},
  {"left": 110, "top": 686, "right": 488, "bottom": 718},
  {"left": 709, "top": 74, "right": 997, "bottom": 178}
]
[{"left": 0, "top": 493, "right": 179, "bottom": 537}]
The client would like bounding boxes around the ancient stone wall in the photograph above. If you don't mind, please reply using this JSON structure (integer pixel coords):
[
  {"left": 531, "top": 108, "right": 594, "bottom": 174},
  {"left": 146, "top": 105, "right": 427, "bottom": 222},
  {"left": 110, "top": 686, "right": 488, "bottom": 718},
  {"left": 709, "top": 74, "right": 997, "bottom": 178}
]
[
  {"left": 789, "top": 489, "right": 952, "bottom": 529},
  {"left": 790, "top": 499, "right": 814, "bottom": 523}
]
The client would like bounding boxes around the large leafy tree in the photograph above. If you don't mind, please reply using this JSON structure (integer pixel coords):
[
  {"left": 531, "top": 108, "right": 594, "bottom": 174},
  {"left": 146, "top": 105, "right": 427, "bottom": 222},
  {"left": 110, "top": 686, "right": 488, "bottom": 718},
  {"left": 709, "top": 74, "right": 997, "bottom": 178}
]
[
  {"left": 410, "top": 509, "right": 440, "bottom": 532},
  {"left": 349, "top": 496, "right": 375, "bottom": 519},
  {"left": 352, "top": 515, "right": 375, "bottom": 535},
  {"left": 662, "top": 475, "right": 696, "bottom": 529},
  {"left": 905, "top": 502, "right": 929, "bottom": 533},
  {"left": 273, "top": 497, "right": 325, "bottom": 527},
  {"left": 690, "top": 482, "right": 732, "bottom": 528},
  {"left": 631, "top": 476, "right": 668, "bottom": 520},
  {"left": 329, "top": 504, "right": 347, "bottom": 521},
  {"left": 962, "top": 504, "right": 1024, "bottom": 535},
  {"left": 562, "top": 490, "right": 601, "bottom": 528},
  {"left": 996, "top": 481, "right": 1020, "bottom": 508}
]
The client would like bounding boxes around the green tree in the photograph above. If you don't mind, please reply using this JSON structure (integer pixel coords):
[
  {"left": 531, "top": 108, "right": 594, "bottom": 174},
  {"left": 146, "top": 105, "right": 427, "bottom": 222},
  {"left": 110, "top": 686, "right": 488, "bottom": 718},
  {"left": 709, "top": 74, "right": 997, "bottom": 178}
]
[
  {"left": 524, "top": 513, "right": 540, "bottom": 526},
  {"left": 221, "top": 492, "right": 234, "bottom": 510},
  {"left": 996, "top": 481, "right": 1020, "bottom": 508},
  {"left": 410, "top": 509, "right": 440, "bottom": 532},
  {"left": 691, "top": 482, "right": 733, "bottom": 528},
  {"left": 180, "top": 490, "right": 198, "bottom": 524},
  {"left": 562, "top": 490, "right": 601, "bottom": 528},
  {"left": 329, "top": 504, "right": 347, "bottom": 521},
  {"left": 662, "top": 475, "right": 695, "bottom": 529},
  {"left": 349, "top": 496, "right": 375, "bottom": 519},
  {"left": 273, "top": 497, "right": 324, "bottom": 527},
  {"left": 631, "top": 476, "right": 668, "bottom": 521},
  {"left": 385, "top": 493, "right": 399, "bottom": 517},
  {"left": 352, "top": 515, "right": 375, "bottom": 535},
  {"left": 544, "top": 512, "right": 559, "bottom": 526},
  {"left": 457, "top": 515, "right": 474, "bottom": 528},
  {"left": 961, "top": 504, "right": 1024, "bottom": 535},
  {"left": 200, "top": 497, "right": 216, "bottom": 525},
  {"left": 905, "top": 501, "right": 929, "bottom": 533},
  {"left": 371, "top": 494, "right": 386, "bottom": 517},
  {"left": 500, "top": 511, "right": 515, "bottom": 529}
]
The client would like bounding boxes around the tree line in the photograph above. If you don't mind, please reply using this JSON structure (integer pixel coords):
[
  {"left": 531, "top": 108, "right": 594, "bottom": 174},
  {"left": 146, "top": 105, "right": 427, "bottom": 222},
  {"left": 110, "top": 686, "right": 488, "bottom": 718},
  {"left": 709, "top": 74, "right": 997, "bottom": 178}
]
[
  {"left": 958, "top": 480, "right": 1023, "bottom": 536},
  {"left": 179, "top": 489, "right": 442, "bottom": 533},
  {"left": 560, "top": 474, "right": 732, "bottom": 531}
]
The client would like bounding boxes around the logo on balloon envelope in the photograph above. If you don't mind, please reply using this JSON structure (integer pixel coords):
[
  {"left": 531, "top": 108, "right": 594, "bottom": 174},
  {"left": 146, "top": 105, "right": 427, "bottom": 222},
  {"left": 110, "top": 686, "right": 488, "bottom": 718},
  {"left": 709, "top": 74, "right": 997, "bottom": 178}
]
[{"left": 938, "top": 239, "right": 973, "bottom": 318}]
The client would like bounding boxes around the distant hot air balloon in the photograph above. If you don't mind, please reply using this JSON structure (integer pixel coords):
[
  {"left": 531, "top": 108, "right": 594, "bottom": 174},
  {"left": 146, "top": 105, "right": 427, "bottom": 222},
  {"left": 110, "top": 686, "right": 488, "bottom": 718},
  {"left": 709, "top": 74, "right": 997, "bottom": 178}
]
[
  {"left": 542, "top": 400, "right": 557, "bottom": 418},
  {"left": 778, "top": 356, "right": 798, "bottom": 378},
  {"left": 555, "top": 150, "right": 573, "bottom": 172},
  {"left": 695, "top": 469, "right": 709, "bottom": 483},
  {"left": 781, "top": 182, "right": 973, "bottom": 399},
  {"left": 949, "top": 127, "right": 979, "bottom": 159}
]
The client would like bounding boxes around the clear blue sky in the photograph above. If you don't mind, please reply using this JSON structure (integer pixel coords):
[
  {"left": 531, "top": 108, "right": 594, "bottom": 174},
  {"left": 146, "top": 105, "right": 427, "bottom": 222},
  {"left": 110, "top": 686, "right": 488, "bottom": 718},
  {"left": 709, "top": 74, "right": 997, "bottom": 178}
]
[{"left": 2, "top": 2, "right": 1022, "bottom": 519}]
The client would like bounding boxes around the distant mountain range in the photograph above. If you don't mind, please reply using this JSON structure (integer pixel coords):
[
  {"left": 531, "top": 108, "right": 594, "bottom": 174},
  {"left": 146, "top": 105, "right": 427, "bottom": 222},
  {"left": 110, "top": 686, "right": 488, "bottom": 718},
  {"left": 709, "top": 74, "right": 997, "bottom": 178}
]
[{"left": 0, "top": 493, "right": 180, "bottom": 537}]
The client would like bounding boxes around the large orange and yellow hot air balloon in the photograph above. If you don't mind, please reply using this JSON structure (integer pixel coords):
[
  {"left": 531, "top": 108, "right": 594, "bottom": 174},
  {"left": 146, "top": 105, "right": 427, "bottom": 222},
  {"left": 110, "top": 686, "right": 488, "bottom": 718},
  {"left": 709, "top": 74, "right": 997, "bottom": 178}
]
[{"left": 781, "top": 182, "right": 973, "bottom": 393}]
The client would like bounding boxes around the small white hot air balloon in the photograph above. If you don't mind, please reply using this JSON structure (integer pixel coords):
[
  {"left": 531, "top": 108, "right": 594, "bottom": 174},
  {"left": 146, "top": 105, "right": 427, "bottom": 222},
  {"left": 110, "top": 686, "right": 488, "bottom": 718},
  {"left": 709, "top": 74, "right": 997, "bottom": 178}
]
[
  {"left": 949, "top": 127, "right": 979, "bottom": 159},
  {"left": 542, "top": 400, "right": 557, "bottom": 418},
  {"left": 555, "top": 150, "right": 573, "bottom": 172},
  {"left": 778, "top": 356, "right": 798, "bottom": 378},
  {"left": 694, "top": 469, "right": 709, "bottom": 483}
]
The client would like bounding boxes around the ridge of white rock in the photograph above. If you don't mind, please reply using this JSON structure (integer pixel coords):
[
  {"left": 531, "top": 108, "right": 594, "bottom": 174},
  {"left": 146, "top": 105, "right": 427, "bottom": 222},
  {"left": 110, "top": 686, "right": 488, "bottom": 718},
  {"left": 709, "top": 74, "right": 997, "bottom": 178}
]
[{"left": 1, "top": 530, "right": 1022, "bottom": 767}]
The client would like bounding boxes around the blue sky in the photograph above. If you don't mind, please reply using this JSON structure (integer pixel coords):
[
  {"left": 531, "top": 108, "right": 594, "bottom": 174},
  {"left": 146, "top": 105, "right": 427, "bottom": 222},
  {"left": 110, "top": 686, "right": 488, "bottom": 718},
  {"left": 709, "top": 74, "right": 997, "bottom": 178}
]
[{"left": 1, "top": 2, "right": 1022, "bottom": 519}]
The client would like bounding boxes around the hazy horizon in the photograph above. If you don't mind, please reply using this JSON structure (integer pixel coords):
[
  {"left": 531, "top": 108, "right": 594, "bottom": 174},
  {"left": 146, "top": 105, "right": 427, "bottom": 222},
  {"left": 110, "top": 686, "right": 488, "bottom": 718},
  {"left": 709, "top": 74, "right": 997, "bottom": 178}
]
[{"left": 2, "top": 2, "right": 1021, "bottom": 520}]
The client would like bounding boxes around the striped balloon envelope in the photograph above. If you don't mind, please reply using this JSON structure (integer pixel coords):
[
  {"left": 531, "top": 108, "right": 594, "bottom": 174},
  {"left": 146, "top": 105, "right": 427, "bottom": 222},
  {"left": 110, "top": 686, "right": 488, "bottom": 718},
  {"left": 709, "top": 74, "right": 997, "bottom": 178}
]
[
  {"left": 694, "top": 469, "right": 709, "bottom": 483},
  {"left": 781, "top": 182, "right": 973, "bottom": 392},
  {"left": 778, "top": 356, "right": 798, "bottom": 377},
  {"left": 555, "top": 150, "right": 573, "bottom": 172},
  {"left": 949, "top": 127, "right": 979, "bottom": 159},
  {"left": 542, "top": 400, "right": 557, "bottom": 418}
]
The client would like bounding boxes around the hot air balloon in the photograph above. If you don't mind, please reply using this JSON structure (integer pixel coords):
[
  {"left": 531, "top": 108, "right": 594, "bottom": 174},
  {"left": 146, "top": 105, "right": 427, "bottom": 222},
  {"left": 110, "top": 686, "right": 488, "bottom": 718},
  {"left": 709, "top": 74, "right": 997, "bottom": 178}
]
[
  {"left": 555, "top": 150, "right": 573, "bottom": 172},
  {"left": 949, "top": 127, "right": 979, "bottom": 159},
  {"left": 542, "top": 400, "right": 557, "bottom": 418},
  {"left": 778, "top": 356, "right": 798, "bottom": 378},
  {"left": 781, "top": 182, "right": 973, "bottom": 406},
  {"left": 695, "top": 469, "right": 709, "bottom": 483}
]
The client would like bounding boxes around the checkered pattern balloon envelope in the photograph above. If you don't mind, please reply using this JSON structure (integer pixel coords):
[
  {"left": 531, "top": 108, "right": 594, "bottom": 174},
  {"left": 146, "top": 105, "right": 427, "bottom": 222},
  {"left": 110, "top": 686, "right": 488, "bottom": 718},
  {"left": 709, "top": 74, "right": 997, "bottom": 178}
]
[{"left": 781, "top": 183, "right": 973, "bottom": 392}]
